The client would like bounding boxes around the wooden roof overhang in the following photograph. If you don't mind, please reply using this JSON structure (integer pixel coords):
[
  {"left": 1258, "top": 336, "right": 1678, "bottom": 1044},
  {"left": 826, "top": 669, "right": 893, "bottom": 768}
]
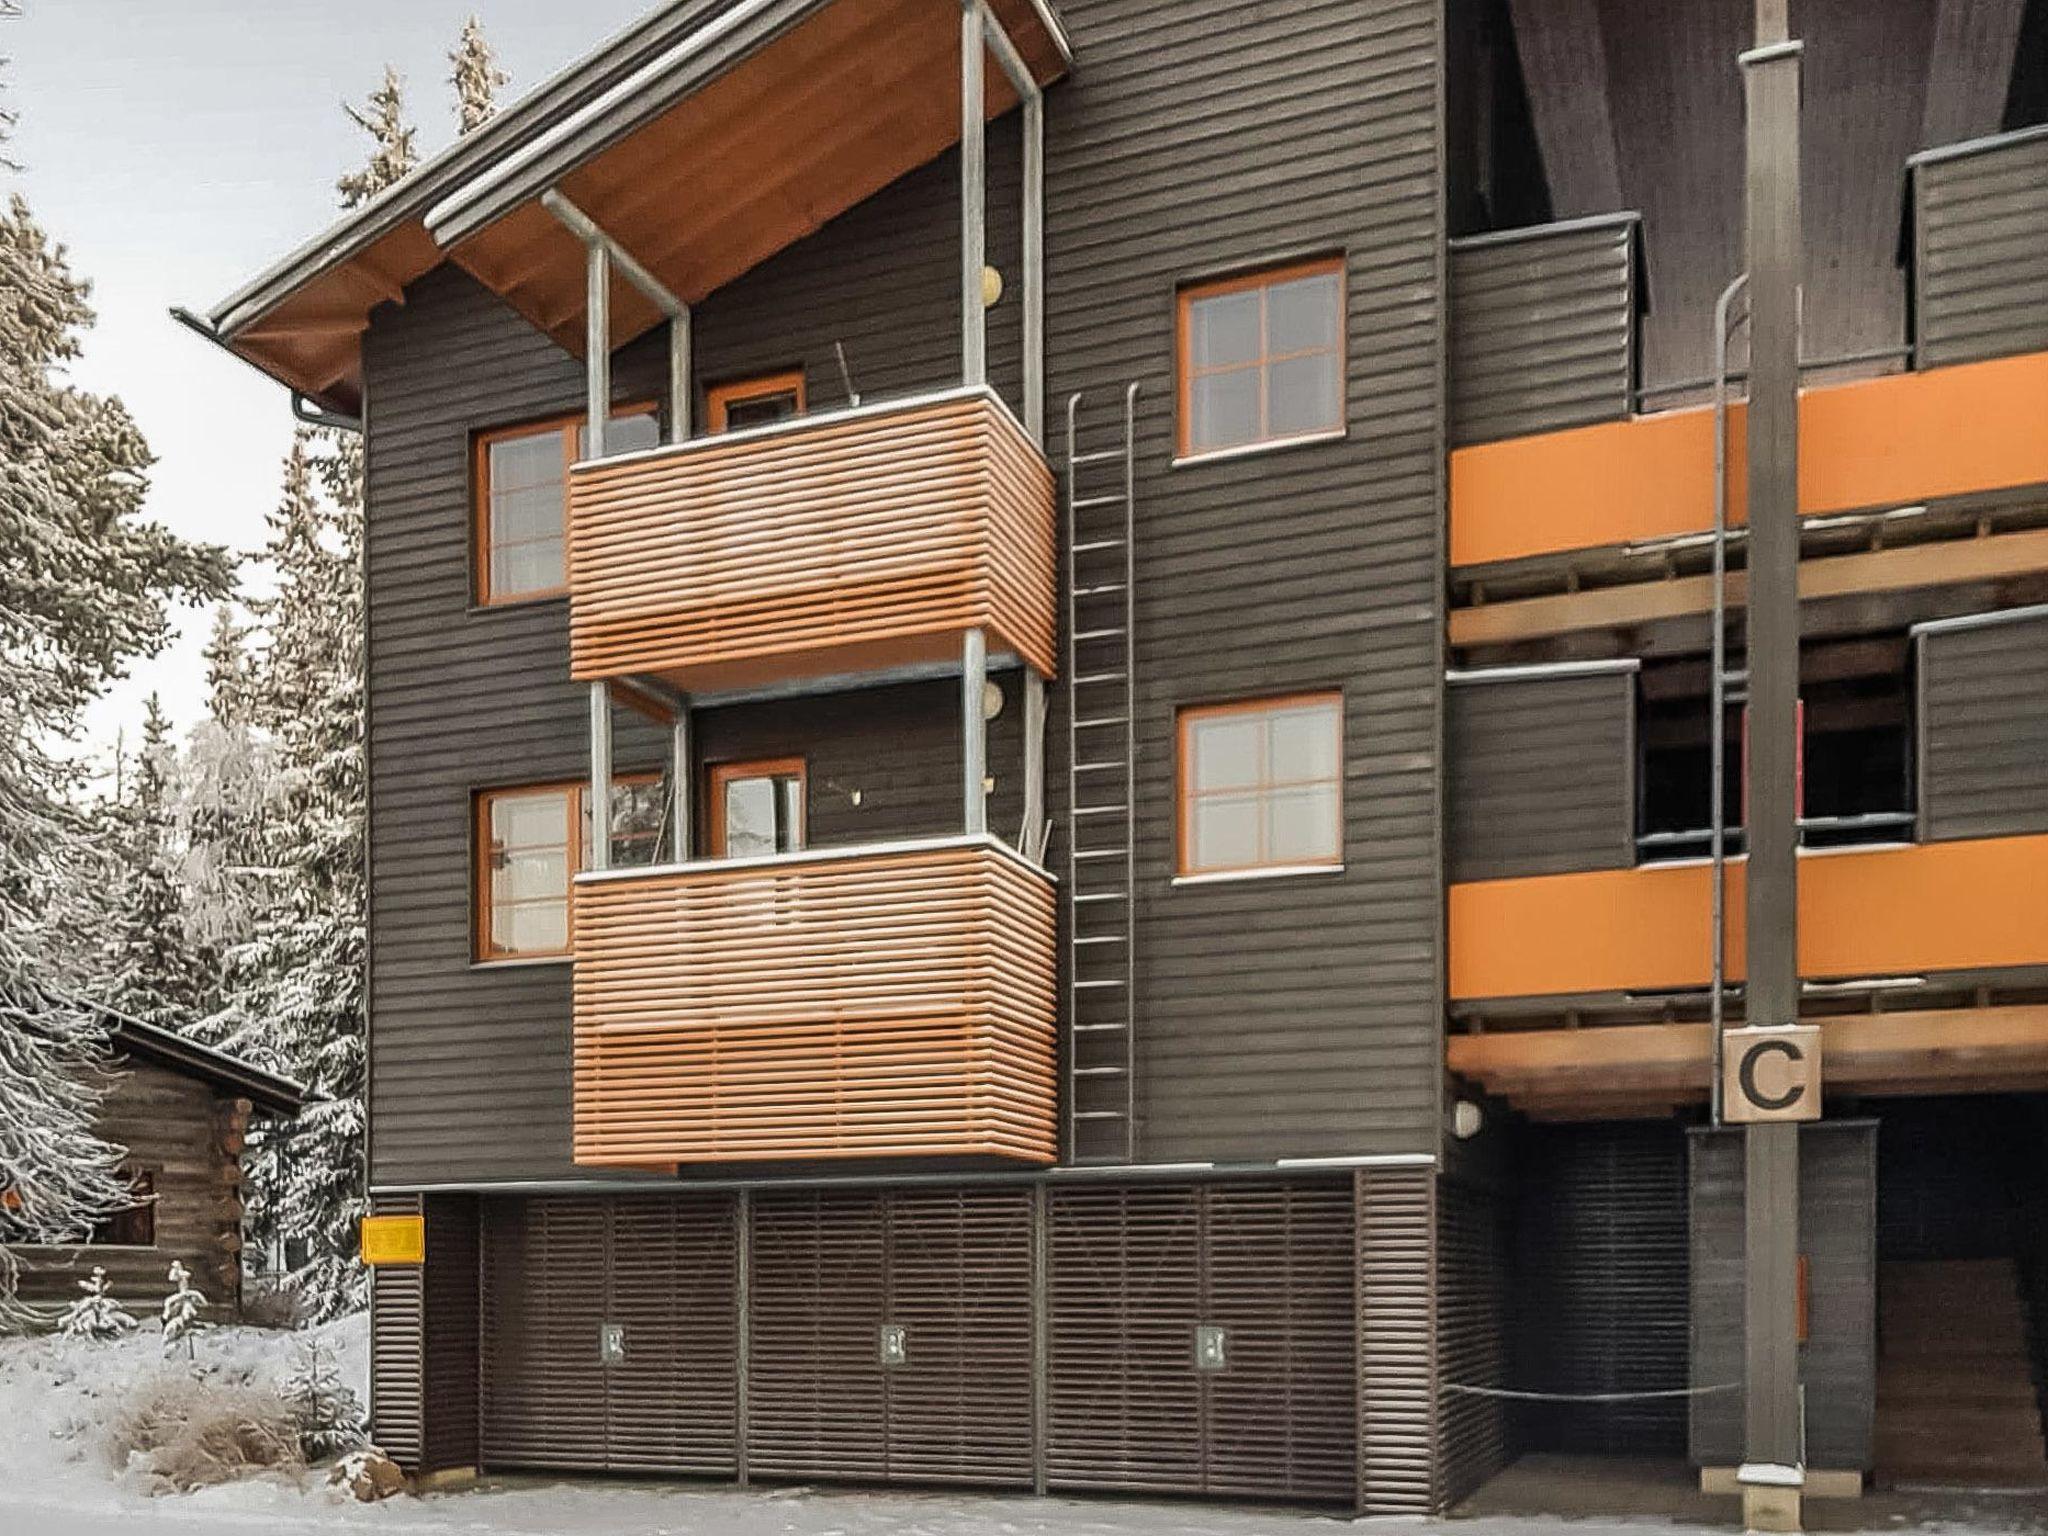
[{"left": 200, "top": 0, "right": 1070, "bottom": 414}]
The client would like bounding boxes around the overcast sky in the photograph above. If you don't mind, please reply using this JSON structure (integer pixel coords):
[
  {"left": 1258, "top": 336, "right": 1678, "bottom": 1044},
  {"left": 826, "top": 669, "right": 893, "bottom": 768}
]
[{"left": 10, "top": 0, "right": 647, "bottom": 753}]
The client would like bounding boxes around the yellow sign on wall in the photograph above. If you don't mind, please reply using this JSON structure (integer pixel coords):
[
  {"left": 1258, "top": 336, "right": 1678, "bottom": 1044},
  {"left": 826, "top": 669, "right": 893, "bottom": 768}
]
[{"left": 359, "top": 1213, "right": 426, "bottom": 1267}]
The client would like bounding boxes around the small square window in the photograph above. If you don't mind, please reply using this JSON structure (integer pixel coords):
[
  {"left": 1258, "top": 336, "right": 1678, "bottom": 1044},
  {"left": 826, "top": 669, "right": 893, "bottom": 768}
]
[
  {"left": 1178, "top": 694, "right": 1343, "bottom": 876},
  {"left": 707, "top": 370, "right": 807, "bottom": 433},
  {"left": 708, "top": 757, "right": 807, "bottom": 858},
  {"left": 1177, "top": 258, "right": 1344, "bottom": 459}
]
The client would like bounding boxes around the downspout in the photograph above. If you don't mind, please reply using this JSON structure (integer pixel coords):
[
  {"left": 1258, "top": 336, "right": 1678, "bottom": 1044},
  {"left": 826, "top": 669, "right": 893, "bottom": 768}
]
[
  {"left": 169, "top": 305, "right": 364, "bottom": 433},
  {"left": 1709, "top": 272, "right": 1748, "bottom": 1129}
]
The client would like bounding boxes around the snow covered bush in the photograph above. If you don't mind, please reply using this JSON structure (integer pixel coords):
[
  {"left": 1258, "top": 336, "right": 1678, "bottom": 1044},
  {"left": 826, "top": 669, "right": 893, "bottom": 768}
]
[
  {"left": 159, "top": 1260, "right": 208, "bottom": 1356},
  {"left": 279, "top": 1335, "right": 365, "bottom": 1460},
  {"left": 58, "top": 1267, "right": 137, "bottom": 1340},
  {"left": 106, "top": 1370, "right": 303, "bottom": 1493}
]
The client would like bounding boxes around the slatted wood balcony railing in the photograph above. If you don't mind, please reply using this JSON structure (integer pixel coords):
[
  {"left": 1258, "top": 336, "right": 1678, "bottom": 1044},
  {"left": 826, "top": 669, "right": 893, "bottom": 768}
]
[
  {"left": 570, "top": 835, "right": 1057, "bottom": 1167},
  {"left": 567, "top": 387, "right": 1057, "bottom": 694}
]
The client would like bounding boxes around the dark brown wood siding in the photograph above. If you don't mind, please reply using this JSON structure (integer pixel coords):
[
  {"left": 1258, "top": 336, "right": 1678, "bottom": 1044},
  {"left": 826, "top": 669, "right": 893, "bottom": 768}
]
[
  {"left": 13, "top": 1059, "right": 249, "bottom": 1317},
  {"left": 1446, "top": 666, "right": 1638, "bottom": 881},
  {"left": 1045, "top": 0, "right": 1447, "bottom": 1164}
]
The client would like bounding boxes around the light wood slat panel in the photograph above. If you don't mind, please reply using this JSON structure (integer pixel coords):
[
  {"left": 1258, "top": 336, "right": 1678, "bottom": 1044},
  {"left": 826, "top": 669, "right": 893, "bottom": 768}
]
[
  {"left": 568, "top": 391, "right": 1056, "bottom": 691},
  {"left": 571, "top": 840, "right": 1056, "bottom": 1165}
]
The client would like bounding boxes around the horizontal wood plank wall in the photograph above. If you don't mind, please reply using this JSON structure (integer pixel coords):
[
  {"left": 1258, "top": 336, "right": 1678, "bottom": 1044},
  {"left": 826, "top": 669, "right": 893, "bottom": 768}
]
[
  {"left": 1911, "top": 128, "right": 2048, "bottom": 369},
  {"left": 1446, "top": 669, "right": 1637, "bottom": 881},
  {"left": 567, "top": 392, "right": 1056, "bottom": 691},
  {"left": 1917, "top": 610, "right": 2048, "bottom": 841},
  {"left": 1042, "top": 0, "right": 1445, "bottom": 1164},
  {"left": 571, "top": 841, "right": 1057, "bottom": 1165},
  {"left": 1435, "top": 1175, "right": 1510, "bottom": 1507},
  {"left": 368, "top": 1192, "right": 425, "bottom": 1470},
  {"left": 12, "top": 1061, "right": 246, "bottom": 1316},
  {"left": 1356, "top": 1165, "right": 1438, "bottom": 1514},
  {"left": 362, "top": 122, "right": 1012, "bottom": 1188},
  {"left": 1449, "top": 215, "right": 1639, "bottom": 447},
  {"left": 362, "top": 265, "right": 670, "bottom": 1188},
  {"left": 1511, "top": 1126, "right": 1687, "bottom": 1455}
]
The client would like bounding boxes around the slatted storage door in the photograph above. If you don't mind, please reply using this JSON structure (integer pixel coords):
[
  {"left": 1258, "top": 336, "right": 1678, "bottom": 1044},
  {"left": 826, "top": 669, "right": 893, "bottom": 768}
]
[
  {"left": 607, "top": 1194, "right": 741, "bottom": 1474},
  {"left": 481, "top": 1193, "right": 740, "bottom": 1474},
  {"left": 1046, "top": 1184, "right": 1205, "bottom": 1492},
  {"left": 883, "top": 1186, "right": 1035, "bottom": 1486},
  {"left": 1047, "top": 1180, "right": 1359, "bottom": 1502},
  {"left": 1202, "top": 1182, "right": 1358, "bottom": 1501},
  {"left": 482, "top": 1197, "right": 611, "bottom": 1470},
  {"left": 747, "top": 1189, "right": 890, "bottom": 1481},
  {"left": 1356, "top": 1165, "right": 1438, "bottom": 1514}
]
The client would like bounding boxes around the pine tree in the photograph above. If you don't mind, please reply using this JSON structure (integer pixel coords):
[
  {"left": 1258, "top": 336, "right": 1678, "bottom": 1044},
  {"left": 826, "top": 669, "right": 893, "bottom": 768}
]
[
  {"left": 57, "top": 1266, "right": 137, "bottom": 1341},
  {"left": 281, "top": 1336, "right": 366, "bottom": 1458},
  {"left": 335, "top": 67, "right": 418, "bottom": 209},
  {"left": 159, "top": 1258, "right": 208, "bottom": 1356},
  {"left": 449, "top": 15, "right": 508, "bottom": 136},
  {"left": 103, "top": 695, "right": 209, "bottom": 1028},
  {"left": 0, "top": 181, "right": 230, "bottom": 1323}
]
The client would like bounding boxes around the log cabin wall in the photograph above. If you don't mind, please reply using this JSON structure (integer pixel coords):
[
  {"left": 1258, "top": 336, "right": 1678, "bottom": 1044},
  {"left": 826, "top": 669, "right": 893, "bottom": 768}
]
[{"left": 13, "top": 1058, "right": 251, "bottom": 1318}]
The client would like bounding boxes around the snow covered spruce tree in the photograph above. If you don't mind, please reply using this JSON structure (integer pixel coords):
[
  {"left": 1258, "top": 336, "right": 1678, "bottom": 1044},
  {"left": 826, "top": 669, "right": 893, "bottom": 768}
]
[
  {"left": 334, "top": 66, "right": 418, "bottom": 210},
  {"left": 57, "top": 1266, "right": 137, "bottom": 1341},
  {"left": 102, "top": 695, "right": 210, "bottom": 1030},
  {"left": 449, "top": 14, "right": 509, "bottom": 135},
  {"left": 0, "top": 181, "right": 230, "bottom": 1323},
  {"left": 160, "top": 1258, "right": 209, "bottom": 1357}
]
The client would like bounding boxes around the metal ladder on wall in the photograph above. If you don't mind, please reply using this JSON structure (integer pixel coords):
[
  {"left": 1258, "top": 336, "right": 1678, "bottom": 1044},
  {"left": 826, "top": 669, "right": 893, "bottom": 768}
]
[{"left": 1063, "top": 384, "right": 1139, "bottom": 1165}]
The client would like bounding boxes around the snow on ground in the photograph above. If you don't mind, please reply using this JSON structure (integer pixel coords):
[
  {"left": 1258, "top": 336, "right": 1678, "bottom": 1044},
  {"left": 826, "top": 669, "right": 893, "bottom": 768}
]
[{"left": 1, "top": 1319, "right": 2043, "bottom": 1535}]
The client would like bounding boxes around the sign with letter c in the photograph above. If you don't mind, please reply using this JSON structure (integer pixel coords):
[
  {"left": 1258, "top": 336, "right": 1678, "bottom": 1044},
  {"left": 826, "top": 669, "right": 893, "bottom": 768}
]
[{"left": 1723, "top": 1024, "right": 1821, "bottom": 1123}]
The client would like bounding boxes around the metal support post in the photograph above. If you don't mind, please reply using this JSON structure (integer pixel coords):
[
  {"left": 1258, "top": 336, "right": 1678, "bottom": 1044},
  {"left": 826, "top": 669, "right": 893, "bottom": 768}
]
[
  {"left": 963, "top": 628, "right": 988, "bottom": 835},
  {"left": 1022, "top": 670, "right": 1047, "bottom": 858},
  {"left": 670, "top": 704, "right": 693, "bottom": 862},
  {"left": 669, "top": 305, "right": 692, "bottom": 442},
  {"left": 735, "top": 1189, "right": 751, "bottom": 1487},
  {"left": 959, "top": 0, "right": 987, "bottom": 386},
  {"left": 584, "top": 243, "right": 609, "bottom": 460},
  {"left": 1740, "top": 3, "right": 1806, "bottom": 1524},
  {"left": 1022, "top": 92, "right": 1045, "bottom": 442},
  {"left": 588, "top": 681, "right": 614, "bottom": 873}
]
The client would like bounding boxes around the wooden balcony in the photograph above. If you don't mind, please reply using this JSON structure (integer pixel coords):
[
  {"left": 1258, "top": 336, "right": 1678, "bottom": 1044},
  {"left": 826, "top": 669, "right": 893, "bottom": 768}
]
[
  {"left": 567, "top": 387, "right": 1056, "bottom": 694},
  {"left": 1448, "top": 832, "right": 2048, "bottom": 1003},
  {"left": 570, "top": 836, "right": 1056, "bottom": 1167}
]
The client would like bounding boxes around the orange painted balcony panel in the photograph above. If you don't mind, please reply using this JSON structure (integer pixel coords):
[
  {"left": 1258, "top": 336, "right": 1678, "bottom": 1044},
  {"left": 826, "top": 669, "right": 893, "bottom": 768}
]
[
  {"left": 1448, "top": 833, "right": 2048, "bottom": 1001},
  {"left": 570, "top": 836, "right": 1057, "bottom": 1168},
  {"left": 568, "top": 387, "right": 1057, "bottom": 692},
  {"left": 1450, "top": 350, "right": 2048, "bottom": 568}
]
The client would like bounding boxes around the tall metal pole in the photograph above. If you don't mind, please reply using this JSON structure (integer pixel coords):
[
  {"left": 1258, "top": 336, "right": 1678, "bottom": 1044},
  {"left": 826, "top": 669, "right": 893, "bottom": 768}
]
[
  {"left": 1739, "top": 0, "right": 1805, "bottom": 1524},
  {"left": 963, "top": 628, "right": 988, "bottom": 834},
  {"left": 588, "top": 682, "right": 614, "bottom": 873},
  {"left": 959, "top": 0, "right": 987, "bottom": 387},
  {"left": 1709, "top": 272, "right": 1748, "bottom": 1129},
  {"left": 584, "top": 243, "right": 609, "bottom": 460}
]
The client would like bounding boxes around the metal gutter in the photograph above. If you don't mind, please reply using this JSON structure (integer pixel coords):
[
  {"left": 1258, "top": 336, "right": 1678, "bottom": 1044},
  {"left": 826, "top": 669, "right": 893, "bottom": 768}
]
[
  {"left": 1903, "top": 120, "right": 2048, "bottom": 170},
  {"left": 104, "top": 1013, "right": 309, "bottom": 1117},
  {"left": 1445, "top": 658, "right": 1642, "bottom": 684},
  {"left": 371, "top": 1152, "right": 1435, "bottom": 1199},
  {"left": 1907, "top": 602, "right": 2048, "bottom": 638}
]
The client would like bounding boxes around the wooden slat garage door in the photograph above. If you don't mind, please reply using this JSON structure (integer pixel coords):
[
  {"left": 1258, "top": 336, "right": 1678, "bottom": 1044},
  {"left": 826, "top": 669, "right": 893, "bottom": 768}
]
[
  {"left": 1046, "top": 1179, "right": 1357, "bottom": 1502},
  {"left": 481, "top": 1194, "right": 738, "bottom": 1474}
]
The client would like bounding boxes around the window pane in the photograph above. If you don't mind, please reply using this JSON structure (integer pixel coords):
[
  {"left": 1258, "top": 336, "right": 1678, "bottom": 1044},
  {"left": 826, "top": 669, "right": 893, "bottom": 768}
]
[
  {"left": 776, "top": 779, "right": 804, "bottom": 849},
  {"left": 489, "top": 431, "right": 562, "bottom": 494},
  {"left": 1191, "top": 714, "right": 1262, "bottom": 792},
  {"left": 1267, "top": 271, "right": 1340, "bottom": 355},
  {"left": 492, "top": 482, "right": 562, "bottom": 544},
  {"left": 495, "top": 847, "right": 568, "bottom": 906},
  {"left": 723, "top": 778, "right": 780, "bottom": 858},
  {"left": 1267, "top": 702, "right": 1340, "bottom": 783},
  {"left": 498, "top": 898, "right": 567, "bottom": 954},
  {"left": 612, "top": 781, "right": 666, "bottom": 867},
  {"left": 492, "top": 536, "right": 563, "bottom": 598},
  {"left": 495, "top": 792, "right": 565, "bottom": 851},
  {"left": 722, "top": 389, "right": 801, "bottom": 431},
  {"left": 1191, "top": 793, "right": 1261, "bottom": 872},
  {"left": 1189, "top": 288, "right": 1260, "bottom": 370},
  {"left": 1189, "top": 367, "right": 1259, "bottom": 454},
  {"left": 1266, "top": 351, "right": 1341, "bottom": 439},
  {"left": 576, "top": 410, "right": 662, "bottom": 459},
  {"left": 1266, "top": 784, "right": 1340, "bottom": 863}
]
